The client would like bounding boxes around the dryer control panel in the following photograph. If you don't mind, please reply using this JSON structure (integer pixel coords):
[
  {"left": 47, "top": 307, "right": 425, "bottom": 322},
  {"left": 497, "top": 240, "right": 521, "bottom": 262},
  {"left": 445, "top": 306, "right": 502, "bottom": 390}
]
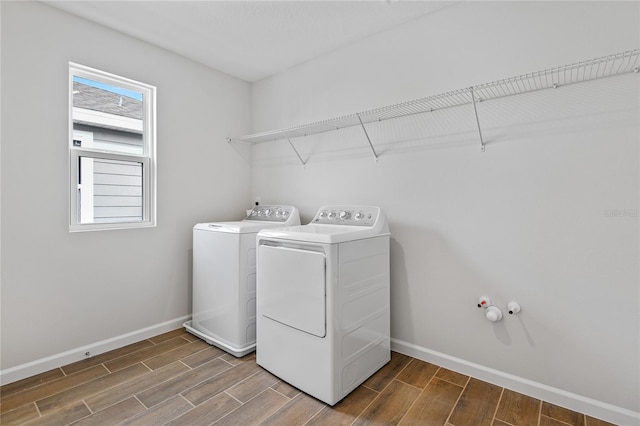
[
  {"left": 246, "top": 205, "right": 296, "bottom": 222},
  {"left": 312, "top": 205, "right": 380, "bottom": 227}
]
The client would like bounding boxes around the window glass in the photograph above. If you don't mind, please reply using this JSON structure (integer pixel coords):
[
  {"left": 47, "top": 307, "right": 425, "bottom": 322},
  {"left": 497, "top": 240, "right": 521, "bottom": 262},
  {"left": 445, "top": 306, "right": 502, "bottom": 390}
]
[
  {"left": 72, "top": 76, "right": 144, "bottom": 155},
  {"left": 79, "top": 157, "right": 143, "bottom": 224},
  {"left": 69, "top": 63, "right": 155, "bottom": 231}
]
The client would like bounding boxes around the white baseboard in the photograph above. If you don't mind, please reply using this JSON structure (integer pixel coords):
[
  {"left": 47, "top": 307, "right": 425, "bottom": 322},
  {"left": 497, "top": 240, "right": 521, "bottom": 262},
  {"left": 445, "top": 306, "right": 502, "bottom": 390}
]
[
  {"left": 391, "top": 338, "right": 640, "bottom": 426},
  {"left": 0, "top": 315, "right": 191, "bottom": 386}
]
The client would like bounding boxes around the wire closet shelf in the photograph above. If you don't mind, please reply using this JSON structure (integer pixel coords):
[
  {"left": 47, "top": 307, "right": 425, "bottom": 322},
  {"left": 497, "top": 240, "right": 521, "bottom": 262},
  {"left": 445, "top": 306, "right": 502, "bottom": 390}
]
[{"left": 228, "top": 49, "right": 640, "bottom": 162}]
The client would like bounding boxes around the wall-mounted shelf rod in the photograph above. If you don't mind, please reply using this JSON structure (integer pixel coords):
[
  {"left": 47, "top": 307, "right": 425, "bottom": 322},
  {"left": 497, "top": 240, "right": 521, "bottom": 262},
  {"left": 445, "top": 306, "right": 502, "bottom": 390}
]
[
  {"left": 470, "top": 87, "right": 485, "bottom": 152},
  {"left": 284, "top": 131, "right": 306, "bottom": 167},
  {"left": 357, "top": 114, "right": 379, "bottom": 162},
  {"left": 228, "top": 49, "right": 639, "bottom": 156}
]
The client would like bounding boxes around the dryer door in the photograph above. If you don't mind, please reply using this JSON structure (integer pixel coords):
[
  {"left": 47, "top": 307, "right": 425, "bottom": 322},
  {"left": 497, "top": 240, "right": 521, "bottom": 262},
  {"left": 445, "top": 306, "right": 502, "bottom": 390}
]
[{"left": 258, "top": 245, "right": 326, "bottom": 337}]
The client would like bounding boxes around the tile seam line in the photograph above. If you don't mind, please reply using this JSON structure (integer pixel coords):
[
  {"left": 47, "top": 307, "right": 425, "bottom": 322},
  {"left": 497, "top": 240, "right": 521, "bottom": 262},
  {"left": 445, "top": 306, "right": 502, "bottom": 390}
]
[
  {"left": 492, "top": 387, "right": 505, "bottom": 425},
  {"left": 31, "top": 365, "right": 112, "bottom": 412},
  {"left": 15, "top": 363, "right": 111, "bottom": 408},
  {"left": 36, "top": 362, "right": 149, "bottom": 416},
  {"left": 349, "top": 357, "right": 414, "bottom": 425},
  {"left": 179, "top": 393, "right": 195, "bottom": 409},
  {"left": 140, "top": 361, "right": 235, "bottom": 408},
  {"left": 537, "top": 398, "right": 542, "bottom": 426},
  {"left": 301, "top": 399, "right": 328, "bottom": 426},
  {"left": 395, "top": 366, "right": 441, "bottom": 425},
  {"left": 443, "top": 374, "right": 471, "bottom": 425},
  {"left": 539, "top": 414, "right": 578, "bottom": 426},
  {"left": 213, "top": 387, "right": 286, "bottom": 425},
  {"left": 62, "top": 342, "right": 153, "bottom": 376},
  {"left": 175, "top": 367, "right": 238, "bottom": 408},
  {"left": 267, "top": 383, "right": 300, "bottom": 401},
  {"left": 85, "top": 364, "right": 187, "bottom": 413},
  {"left": 223, "top": 389, "right": 244, "bottom": 405},
  {"left": 223, "top": 368, "right": 265, "bottom": 401}
]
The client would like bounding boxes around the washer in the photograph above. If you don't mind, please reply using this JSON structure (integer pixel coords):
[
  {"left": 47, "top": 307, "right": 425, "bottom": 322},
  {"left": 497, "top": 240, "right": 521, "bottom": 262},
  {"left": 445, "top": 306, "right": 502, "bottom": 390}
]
[
  {"left": 185, "top": 205, "right": 300, "bottom": 357},
  {"left": 256, "top": 205, "right": 390, "bottom": 405}
]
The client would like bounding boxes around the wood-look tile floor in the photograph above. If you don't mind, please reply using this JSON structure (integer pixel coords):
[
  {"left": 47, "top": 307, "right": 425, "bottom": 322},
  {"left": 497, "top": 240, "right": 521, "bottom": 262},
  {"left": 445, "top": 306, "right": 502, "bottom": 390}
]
[{"left": 0, "top": 329, "right": 616, "bottom": 426}]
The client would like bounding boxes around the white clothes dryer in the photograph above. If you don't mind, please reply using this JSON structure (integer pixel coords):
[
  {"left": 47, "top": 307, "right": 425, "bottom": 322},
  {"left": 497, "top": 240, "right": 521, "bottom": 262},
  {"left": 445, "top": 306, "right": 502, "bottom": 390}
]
[
  {"left": 256, "top": 205, "right": 390, "bottom": 405},
  {"left": 185, "top": 205, "right": 300, "bottom": 357}
]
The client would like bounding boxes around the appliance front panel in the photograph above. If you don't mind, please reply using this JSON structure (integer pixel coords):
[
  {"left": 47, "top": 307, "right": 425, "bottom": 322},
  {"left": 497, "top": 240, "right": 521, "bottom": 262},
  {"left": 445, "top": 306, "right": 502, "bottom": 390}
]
[{"left": 258, "top": 245, "right": 326, "bottom": 337}]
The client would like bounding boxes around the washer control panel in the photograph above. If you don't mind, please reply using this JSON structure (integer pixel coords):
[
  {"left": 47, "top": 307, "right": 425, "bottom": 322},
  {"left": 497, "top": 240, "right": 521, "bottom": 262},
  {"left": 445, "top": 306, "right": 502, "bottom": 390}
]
[
  {"left": 312, "top": 206, "right": 379, "bottom": 226},
  {"left": 246, "top": 205, "right": 294, "bottom": 222}
]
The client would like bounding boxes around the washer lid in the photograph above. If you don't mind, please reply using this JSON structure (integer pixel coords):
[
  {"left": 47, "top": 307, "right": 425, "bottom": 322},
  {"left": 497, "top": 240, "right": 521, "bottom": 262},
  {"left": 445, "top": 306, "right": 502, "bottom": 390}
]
[
  {"left": 194, "top": 221, "right": 292, "bottom": 234},
  {"left": 194, "top": 205, "right": 301, "bottom": 234}
]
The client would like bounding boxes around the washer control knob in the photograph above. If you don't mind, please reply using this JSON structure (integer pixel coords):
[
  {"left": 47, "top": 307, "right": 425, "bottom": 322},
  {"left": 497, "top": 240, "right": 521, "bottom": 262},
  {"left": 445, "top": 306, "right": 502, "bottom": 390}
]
[
  {"left": 264, "top": 209, "right": 272, "bottom": 216},
  {"left": 319, "top": 210, "right": 328, "bottom": 218},
  {"left": 327, "top": 211, "right": 337, "bottom": 219},
  {"left": 339, "top": 211, "right": 351, "bottom": 220},
  {"left": 354, "top": 211, "right": 364, "bottom": 220}
]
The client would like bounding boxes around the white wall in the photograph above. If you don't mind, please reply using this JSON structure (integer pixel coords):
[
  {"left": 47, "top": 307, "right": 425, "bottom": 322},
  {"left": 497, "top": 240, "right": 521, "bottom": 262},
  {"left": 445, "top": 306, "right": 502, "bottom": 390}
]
[
  {"left": 1, "top": 1, "right": 638, "bottom": 423},
  {"left": 251, "top": 1, "right": 639, "bottom": 421},
  {"left": 1, "top": 2, "right": 251, "bottom": 374}
]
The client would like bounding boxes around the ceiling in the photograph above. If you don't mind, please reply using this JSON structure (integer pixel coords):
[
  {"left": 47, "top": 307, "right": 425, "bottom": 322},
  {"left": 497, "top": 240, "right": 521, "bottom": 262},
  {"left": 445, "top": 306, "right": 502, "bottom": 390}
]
[{"left": 42, "top": 0, "right": 451, "bottom": 82}]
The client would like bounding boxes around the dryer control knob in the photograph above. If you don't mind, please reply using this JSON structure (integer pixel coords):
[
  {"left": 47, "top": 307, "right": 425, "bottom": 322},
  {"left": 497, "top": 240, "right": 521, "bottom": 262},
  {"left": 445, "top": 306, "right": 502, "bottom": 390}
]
[
  {"left": 328, "top": 211, "right": 337, "bottom": 219},
  {"left": 339, "top": 211, "right": 351, "bottom": 220},
  {"left": 354, "top": 212, "right": 364, "bottom": 220},
  {"left": 264, "top": 209, "right": 272, "bottom": 216}
]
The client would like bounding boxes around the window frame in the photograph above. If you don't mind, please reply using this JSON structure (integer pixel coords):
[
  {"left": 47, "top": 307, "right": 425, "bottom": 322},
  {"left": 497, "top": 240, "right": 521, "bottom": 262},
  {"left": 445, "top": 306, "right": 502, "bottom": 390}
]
[{"left": 69, "top": 62, "right": 156, "bottom": 232}]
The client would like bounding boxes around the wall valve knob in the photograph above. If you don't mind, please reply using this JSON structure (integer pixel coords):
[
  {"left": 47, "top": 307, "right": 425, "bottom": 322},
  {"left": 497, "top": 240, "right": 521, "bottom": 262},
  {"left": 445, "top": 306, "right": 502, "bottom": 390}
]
[
  {"left": 477, "top": 296, "right": 491, "bottom": 308},
  {"left": 507, "top": 301, "right": 521, "bottom": 315},
  {"left": 485, "top": 306, "right": 503, "bottom": 322}
]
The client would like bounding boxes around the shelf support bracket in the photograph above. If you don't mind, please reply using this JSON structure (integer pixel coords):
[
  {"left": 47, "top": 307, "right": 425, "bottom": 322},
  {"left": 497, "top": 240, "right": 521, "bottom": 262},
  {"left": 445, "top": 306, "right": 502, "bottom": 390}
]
[
  {"left": 284, "top": 132, "right": 306, "bottom": 167},
  {"left": 470, "top": 87, "right": 485, "bottom": 152},
  {"left": 357, "top": 115, "right": 379, "bottom": 162}
]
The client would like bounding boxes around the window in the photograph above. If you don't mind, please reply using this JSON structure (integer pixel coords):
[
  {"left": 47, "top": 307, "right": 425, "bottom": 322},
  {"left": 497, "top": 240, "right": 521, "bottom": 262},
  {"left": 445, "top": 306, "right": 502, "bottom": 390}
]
[{"left": 69, "top": 63, "right": 156, "bottom": 231}]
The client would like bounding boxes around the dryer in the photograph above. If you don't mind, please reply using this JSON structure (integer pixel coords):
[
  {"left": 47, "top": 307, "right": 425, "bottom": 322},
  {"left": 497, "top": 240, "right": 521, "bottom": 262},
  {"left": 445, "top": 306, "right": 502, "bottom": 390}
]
[
  {"left": 256, "top": 205, "right": 390, "bottom": 405},
  {"left": 185, "top": 205, "right": 300, "bottom": 357}
]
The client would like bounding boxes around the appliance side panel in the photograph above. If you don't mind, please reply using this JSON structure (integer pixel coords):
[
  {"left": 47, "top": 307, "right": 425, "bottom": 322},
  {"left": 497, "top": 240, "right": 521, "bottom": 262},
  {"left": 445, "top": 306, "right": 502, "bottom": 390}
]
[
  {"left": 339, "top": 236, "right": 391, "bottom": 395},
  {"left": 192, "top": 229, "right": 241, "bottom": 345},
  {"left": 240, "top": 232, "right": 259, "bottom": 346}
]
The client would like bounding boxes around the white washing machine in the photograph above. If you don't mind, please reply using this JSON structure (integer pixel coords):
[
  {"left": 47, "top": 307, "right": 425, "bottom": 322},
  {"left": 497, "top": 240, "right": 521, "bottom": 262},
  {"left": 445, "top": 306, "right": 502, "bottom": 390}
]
[
  {"left": 184, "top": 205, "right": 300, "bottom": 357},
  {"left": 256, "top": 205, "right": 390, "bottom": 405}
]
